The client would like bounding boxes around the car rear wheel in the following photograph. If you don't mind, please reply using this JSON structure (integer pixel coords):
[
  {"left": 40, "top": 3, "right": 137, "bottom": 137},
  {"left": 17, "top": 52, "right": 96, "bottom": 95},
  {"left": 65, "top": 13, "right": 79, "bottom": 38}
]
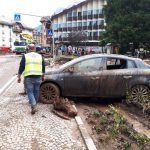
[
  {"left": 129, "top": 85, "right": 150, "bottom": 104},
  {"left": 40, "top": 83, "right": 60, "bottom": 104}
]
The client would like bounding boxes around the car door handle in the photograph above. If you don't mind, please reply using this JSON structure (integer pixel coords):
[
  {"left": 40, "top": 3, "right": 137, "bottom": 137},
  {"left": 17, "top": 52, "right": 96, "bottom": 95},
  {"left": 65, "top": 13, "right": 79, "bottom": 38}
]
[
  {"left": 123, "top": 75, "right": 132, "bottom": 79},
  {"left": 91, "top": 77, "right": 99, "bottom": 80}
]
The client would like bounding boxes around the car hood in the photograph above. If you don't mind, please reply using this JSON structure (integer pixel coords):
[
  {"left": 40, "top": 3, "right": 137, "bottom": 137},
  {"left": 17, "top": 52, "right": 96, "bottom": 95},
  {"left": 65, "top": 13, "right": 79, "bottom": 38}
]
[{"left": 45, "top": 67, "right": 60, "bottom": 75}]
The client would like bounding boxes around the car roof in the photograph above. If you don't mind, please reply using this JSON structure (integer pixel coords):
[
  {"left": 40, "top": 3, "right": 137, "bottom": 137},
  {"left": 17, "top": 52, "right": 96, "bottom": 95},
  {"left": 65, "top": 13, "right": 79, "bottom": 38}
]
[
  {"left": 79, "top": 53, "right": 138, "bottom": 60},
  {"left": 60, "top": 54, "right": 142, "bottom": 70}
]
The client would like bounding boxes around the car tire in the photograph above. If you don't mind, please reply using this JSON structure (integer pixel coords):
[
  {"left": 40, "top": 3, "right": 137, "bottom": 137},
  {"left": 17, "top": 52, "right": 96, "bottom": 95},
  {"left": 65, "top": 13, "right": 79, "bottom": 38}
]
[
  {"left": 40, "top": 83, "right": 60, "bottom": 104},
  {"left": 129, "top": 85, "right": 150, "bottom": 104}
]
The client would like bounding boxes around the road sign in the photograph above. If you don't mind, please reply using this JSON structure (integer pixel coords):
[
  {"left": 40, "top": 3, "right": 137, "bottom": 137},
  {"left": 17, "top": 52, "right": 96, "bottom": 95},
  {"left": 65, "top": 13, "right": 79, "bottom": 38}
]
[
  {"left": 14, "top": 13, "right": 21, "bottom": 21},
  {"left": 48, "top": 29, "right": 53, "bottom": 36}
]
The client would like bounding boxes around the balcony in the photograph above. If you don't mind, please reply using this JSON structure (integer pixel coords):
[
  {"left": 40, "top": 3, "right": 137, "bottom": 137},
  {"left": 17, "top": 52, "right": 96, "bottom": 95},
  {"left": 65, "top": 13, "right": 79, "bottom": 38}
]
[
  {"left": 83, "top": 15, "right": 87, "bottom": 20},
  {"left": 63, "top": 27, "right": 67, "bottom": 32},
  {"left": 99, "top": 24, "right": 105, "bottom": 29},
  {"left": 88, "top": 25, "right": 92, "bottom": 30},
  {"left": 78, "top": 26, "right": 82, "bottom": 30},
  {"left": 93, "top": 25, "right": 98, "bottom": 30},
  {"left": 78, "top": 16, "right": 82, "bottom": 20},
  {"left": 88, "top": 15, "right": 92, "bottom": 19},
  {"left": 67, "top": 27, "right": 72, "bottom": 31},
  {"left": 72, "top": 16, "right": 77, "bottom": 21},
  {"left": 67, "top": 17, "right": 72, "bottom": 21},
  {"left": 72, "top": 27, "right": 78, "bottom": 31},
  {"left": 93, "top": 14, "right": 99, "bottom": 19},
  {"left": 99, "top": 14, "right": 104, "bottom": 18},
  {"left": 58, "top": 28, "right": 63, "bottom": 32},
  {"left": 83, "top": 26, "right": 87, "bottom": 30},
  {"left": 93, "top": 36, "right": 98, "bottom": 40}
]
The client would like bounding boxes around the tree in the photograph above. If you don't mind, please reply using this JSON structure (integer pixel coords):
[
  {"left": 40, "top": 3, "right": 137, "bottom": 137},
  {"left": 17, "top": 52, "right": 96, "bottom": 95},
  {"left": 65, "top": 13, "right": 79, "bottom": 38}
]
[
  {"left": 67, "top": 31, "right": 87, "bottom": 47},
  {"left": 103, "top": 0, "right": 150, "bottom": 53}
]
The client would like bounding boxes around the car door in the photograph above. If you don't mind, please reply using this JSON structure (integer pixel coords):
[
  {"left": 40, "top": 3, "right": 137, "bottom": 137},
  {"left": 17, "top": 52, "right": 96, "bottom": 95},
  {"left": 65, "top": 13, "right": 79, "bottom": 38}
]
[
  {"left": 99, "top": 57, "right": 131, "bottom": 97},
  {"left": 63, "top": 57, "right": 104, "bottom": 97}
]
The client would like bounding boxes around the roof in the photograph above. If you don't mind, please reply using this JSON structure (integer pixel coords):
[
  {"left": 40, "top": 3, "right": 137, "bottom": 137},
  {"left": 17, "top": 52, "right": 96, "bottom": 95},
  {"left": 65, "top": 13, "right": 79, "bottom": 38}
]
[
  {"left": 51, "top": 0, "right": 91, "bottom": 19},
  {"left": 0, "top": 15, "right": 33, "bottom": 30}
]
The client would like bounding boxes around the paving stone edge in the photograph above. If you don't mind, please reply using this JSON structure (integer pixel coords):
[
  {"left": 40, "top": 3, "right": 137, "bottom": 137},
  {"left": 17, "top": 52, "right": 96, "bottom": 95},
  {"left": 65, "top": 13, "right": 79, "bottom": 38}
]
[
  {"left": 75, "top": 115, "right": 97, "bottom": 150},
  {"left": 0, "top": 75, "right": 98, "bottom": 150},
  {"left": 0, "top": 75, "right": 17, "bottom": 95}
]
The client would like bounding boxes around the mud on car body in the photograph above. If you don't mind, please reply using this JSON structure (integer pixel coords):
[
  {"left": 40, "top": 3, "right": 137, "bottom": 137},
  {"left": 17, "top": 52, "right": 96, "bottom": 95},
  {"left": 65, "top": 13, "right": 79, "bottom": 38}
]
[{"left": 39, "top": 54, "right": 150, "bottom": 104}]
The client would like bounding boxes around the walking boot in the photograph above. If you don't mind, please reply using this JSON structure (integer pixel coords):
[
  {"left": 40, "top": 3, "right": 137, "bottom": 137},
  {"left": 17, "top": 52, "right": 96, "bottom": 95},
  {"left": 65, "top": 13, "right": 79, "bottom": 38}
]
[{"left": 31, "top": 106, "right": 37, "bottom": 115}]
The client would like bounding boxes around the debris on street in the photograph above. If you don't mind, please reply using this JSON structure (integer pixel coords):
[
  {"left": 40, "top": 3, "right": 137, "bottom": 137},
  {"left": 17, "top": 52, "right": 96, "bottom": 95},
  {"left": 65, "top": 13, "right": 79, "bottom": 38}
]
[{"left": 52, "top": 96, "right": 78, "bottom": 120}]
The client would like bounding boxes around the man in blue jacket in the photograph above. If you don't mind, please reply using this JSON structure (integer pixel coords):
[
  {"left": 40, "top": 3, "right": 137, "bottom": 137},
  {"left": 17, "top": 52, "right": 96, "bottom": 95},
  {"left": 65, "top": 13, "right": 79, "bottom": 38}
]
[{"left": 17, "top": 43, "right": 45, "bottom": 114}]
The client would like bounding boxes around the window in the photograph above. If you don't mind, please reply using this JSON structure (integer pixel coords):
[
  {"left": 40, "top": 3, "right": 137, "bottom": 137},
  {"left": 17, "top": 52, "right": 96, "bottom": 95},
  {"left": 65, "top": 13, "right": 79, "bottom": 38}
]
[
  {"left": 83, "top": 11, "right": 87, "bottom": 16},
  {"left": 88, "top": 21, "right": 92, "bottom": 26},
  {"left": 93, "top": 32, "right": 98, "bottom": 36},
  {"left": 72, "top": 22, "right": 77, "bottom": 27},
  {"left": 93, "top": 21, "right": 98, "bottom": 26},
  {"left": 72, "top": 11, "right": 77, "bottom": 17},
  {"left": 78, "top": 12, "right": 82, "bottom": 17},
  {"left": 87, "top": 10, "right": 93, "bottom": 15},
  {"left": 67, "top": 23, "right": 72, "bottom": 28},
  {"left": 93, "top": 9, "right": 99, "bottom": 15},
  {"left": 53, "top": 24, "right": 59, "bottom": 29},
  {"left": 78, "top": 22, "right": 82, "bottom": 27},
  {"left": 106, "top": 58, "right": 127, "bottom": 70},
  {"left": 127, "top": 60, "right": 136, "bottom": 68},
  {"left": 99, "top": 8, "right": 103, "bottom": 15},
  {"left": 67, "top": 12, "right": 72, "bottom": 17},
  {"left": 72, "top": 58, "right": 103, "bottom": 73},
  {"left": 98, "top": 20, "right": 104, "bottom": 26},
  {"left": 62, "top": 23, "right": 67, "bottom": 28},
  {"left": 83, "top": 22, "right": 87, "bottom": 26}
]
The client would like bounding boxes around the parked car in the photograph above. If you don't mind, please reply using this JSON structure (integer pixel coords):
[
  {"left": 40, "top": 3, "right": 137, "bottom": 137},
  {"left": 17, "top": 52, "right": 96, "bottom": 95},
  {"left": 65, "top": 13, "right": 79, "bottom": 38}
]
[{"left": 39, "top": 54, "right": 150, "bottom": 104}]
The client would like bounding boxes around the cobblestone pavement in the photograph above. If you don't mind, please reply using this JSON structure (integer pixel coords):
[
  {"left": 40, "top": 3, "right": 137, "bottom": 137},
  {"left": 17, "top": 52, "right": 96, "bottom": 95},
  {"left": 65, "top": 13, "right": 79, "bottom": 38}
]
[{"left": 0, "top": 81, "right": 86, "bottom": 150}]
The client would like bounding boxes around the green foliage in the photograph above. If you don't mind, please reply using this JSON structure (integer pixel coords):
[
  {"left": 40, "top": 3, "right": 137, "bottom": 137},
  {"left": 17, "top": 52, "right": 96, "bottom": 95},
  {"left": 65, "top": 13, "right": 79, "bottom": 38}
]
[
  {"left": 93, "top": 111, "right": 101, "bottom": 118},
  {"left": 103, "top": 0, "right": 150, "bottom": 50},
  {"left": 91, "top": 105, "right": 149, "bottom": 148}
]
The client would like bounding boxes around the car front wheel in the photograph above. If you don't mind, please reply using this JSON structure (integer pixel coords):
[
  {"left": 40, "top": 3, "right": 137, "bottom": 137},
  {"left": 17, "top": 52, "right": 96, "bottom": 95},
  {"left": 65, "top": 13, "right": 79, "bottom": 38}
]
[{"left": 40, "top": 83, "right": 60, "bottom": 104}]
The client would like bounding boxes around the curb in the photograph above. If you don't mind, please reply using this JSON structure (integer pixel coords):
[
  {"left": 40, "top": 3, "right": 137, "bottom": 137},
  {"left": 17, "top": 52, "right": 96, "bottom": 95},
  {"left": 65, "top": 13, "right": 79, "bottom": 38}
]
[
  {"left": 0, "top": 75, "right": 17, "bottom": 95},
  {"left": 75, "top": 116, "right": 97, "bottom": 150}
]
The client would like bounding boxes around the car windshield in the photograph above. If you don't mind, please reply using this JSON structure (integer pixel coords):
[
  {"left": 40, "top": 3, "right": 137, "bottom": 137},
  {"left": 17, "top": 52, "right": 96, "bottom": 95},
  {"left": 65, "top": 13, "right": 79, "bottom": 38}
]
[
  {"left": 59, "top": 55, "right": 95, "bottom": 70},
  {"left": 138, "top": 60, "right": 150, "bottom": 69},
  {"left": 14, "top": 41, "right": 26, "bottom": 46}
]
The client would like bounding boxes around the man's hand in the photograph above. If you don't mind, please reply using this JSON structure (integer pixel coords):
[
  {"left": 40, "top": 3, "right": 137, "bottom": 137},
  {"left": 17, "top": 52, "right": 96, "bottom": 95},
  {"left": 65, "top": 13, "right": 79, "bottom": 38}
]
[{"left": 17, "top": 74, "right": 21, "bottom": 83}]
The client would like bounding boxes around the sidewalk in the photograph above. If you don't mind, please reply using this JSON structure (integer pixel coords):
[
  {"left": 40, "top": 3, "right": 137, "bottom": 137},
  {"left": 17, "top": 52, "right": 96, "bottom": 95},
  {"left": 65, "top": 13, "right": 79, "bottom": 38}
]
[{"left": 0, "top": 80, "right": 86, "bottom": 150}]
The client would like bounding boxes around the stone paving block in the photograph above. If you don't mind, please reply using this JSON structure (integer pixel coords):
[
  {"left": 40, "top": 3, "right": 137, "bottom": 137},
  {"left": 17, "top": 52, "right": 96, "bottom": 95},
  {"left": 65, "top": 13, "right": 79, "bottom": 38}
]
[{"left": 0, "top": 81, "right": 86, "bottom": 150}]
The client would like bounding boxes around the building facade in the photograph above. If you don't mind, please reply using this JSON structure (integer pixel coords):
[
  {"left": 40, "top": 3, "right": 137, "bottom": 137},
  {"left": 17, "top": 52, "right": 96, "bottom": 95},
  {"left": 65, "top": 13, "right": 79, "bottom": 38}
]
[
  {"left": 33, "top": 25, "right": 42, "bottom": 45},
  {"left": 0, "top": 16, "right": 33, "bottom": 50},
  {"left": 51, "top": 0, "right": 106, "bottom": 47}
]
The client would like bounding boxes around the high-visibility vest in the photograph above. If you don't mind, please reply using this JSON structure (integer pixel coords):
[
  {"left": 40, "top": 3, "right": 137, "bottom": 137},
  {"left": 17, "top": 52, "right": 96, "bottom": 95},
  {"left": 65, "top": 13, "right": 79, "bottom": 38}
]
[{"left": 23, "top": 52, "right": 42, "bottom": 77}]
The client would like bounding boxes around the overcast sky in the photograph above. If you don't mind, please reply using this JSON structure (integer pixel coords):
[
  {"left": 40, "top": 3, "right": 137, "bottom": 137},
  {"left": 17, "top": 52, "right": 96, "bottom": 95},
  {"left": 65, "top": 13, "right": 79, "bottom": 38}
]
[{"left": 0, "top": 0, "right": 83, "bottom": 28}]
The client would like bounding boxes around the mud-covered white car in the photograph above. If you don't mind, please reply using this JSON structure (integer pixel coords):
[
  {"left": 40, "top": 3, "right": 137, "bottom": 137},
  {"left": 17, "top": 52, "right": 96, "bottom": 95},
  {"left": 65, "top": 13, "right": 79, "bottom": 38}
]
[{"left": 40, "top": 54, "right": 150, "bottom": 104}]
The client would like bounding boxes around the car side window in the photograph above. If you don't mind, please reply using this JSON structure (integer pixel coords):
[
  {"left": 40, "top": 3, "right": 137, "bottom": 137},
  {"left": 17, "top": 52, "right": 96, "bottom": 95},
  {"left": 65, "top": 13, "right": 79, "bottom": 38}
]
[
  {"left": 127, "top": 60, "right": 136, "bottom": 68},
  {"left": 73, "top": 57, "right": 103, "bottom": 72},
  {"left": 106, "top": 58, "right": 127, "bottom": 70}
]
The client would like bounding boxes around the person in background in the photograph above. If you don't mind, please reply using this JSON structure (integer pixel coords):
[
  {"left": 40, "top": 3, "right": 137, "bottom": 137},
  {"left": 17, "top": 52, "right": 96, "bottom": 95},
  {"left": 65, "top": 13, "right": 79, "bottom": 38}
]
[{"left": 17, "top": 43, "right": 45, "bottom": 115}]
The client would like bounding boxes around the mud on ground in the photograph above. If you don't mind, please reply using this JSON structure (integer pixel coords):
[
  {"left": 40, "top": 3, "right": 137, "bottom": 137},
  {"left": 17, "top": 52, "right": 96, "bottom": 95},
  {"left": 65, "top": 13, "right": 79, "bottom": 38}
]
[{"left": 76, "top": 100, "right": 150, "bottom": 150}]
